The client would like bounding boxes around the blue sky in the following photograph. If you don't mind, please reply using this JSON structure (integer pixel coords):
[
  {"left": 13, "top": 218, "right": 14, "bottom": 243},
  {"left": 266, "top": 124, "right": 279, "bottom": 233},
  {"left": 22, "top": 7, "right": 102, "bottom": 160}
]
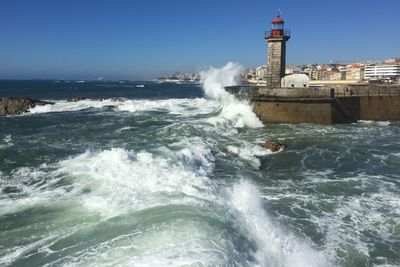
[{"left": 0, "top": 0, "right": 399, "bottom": 80}]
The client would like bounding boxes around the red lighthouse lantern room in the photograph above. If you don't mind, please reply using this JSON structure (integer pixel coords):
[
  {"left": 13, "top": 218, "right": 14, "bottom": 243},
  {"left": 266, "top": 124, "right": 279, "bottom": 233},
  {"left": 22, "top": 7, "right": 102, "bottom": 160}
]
[{"left": 271, "top": 14, "right": 284, "bottom": 37}]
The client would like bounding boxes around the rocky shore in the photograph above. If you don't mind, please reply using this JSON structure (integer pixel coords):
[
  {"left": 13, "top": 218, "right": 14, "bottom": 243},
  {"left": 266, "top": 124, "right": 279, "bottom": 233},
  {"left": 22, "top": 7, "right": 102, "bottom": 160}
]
[
  {"left": 0, "top": 96, "right": 124, "bottom": 116},
  {"left": 0, "top": 98, "right": 54, "bottom": 116}
]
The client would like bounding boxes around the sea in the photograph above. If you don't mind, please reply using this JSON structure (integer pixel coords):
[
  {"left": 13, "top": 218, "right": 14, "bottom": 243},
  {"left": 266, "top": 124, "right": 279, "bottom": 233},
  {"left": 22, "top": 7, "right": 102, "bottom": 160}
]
[{"left": 0, "top": 63, "right": 399, "bottom": 267}]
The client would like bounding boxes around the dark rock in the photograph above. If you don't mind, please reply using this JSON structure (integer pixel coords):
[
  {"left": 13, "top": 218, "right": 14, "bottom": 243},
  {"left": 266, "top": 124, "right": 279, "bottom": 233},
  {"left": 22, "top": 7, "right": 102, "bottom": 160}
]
[
  {"left": 261, "top": 139, "right": 286, "bottom": 152},
  {"left": 0, "top": 98, "right": 53, "bottom": 116},
  {"left": 103, "top": 105, "right": 116, "bottom": 110},
  {"left": 67, "top": 96, "right": 87, "bottom": 102}
]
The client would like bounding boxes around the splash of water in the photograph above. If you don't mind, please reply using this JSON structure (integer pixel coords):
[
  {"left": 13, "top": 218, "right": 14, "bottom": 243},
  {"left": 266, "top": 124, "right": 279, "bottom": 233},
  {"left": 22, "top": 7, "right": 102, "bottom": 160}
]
[
  {"left": 229, "top": 180, "right": 333, "bottom": 267},
  {"left": 200, "top": 62, "right": 263, "bottom": 128}
]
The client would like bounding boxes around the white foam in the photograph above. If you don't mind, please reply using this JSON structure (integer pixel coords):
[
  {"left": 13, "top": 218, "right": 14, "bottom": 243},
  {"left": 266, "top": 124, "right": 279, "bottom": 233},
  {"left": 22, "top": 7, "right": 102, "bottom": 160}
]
[
  {"left": 358, "top": 120, "right": 391, "bottom": 126},
  {"left": 27, "top": 98, "right": 218, "bottom": 118},
  {"left": 391, "top": 152, "right": 400, "bottom": 158},
  {"left": 0, "top": 166, "right": 79, "bottom": 216},
  {"left": 227, "top": 143, "right": 271, "bottom": 169},
  {"left": 200, "top": 62, "right": 263, "bottom": 128},
  {"left": 57, "top": 139, "right": 216, "bottom": 217},
  {"left": 0, "top": 234, "right": 58, "bottom": 265},
  {"left": 1, "top": 137, "right": 338, "bottom": 266},
  {"left": 52, "top": 147, "right": 332, "bottom": 266},
  {"left": 115, "top": 126, "right": 134, "bottom": 132},
  {"left": 0, "top": 134, "right": 13, "bottom": 149},
  {"left": 28, "top": 99, "right": 116, "bottom": 114},
  {"left": 229, "top": 180, "right": 332, "bottom": 267},
  {"left": 0, "top": 144, "right": 337, "bottom": 266},
  {"left": 262, "top": 171, "right": 400, "bottom": 264},
  {"left": 117, "top": 98, "right": 216, "bottom": 116}
]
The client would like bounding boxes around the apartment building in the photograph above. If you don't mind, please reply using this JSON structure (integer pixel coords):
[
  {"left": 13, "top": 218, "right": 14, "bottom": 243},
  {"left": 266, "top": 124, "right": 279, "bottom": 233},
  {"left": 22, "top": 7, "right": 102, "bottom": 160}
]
[
  {"left": 345, "top": 64, "right": 365, "bottom": 81},
  {"left": 364, "top": 64, "right": 400, "bottom": 81}
]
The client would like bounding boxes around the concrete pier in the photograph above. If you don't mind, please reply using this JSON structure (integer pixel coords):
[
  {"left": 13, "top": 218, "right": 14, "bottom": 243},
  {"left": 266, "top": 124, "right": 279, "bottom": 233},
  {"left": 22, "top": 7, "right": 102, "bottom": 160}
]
[{"left": 225, "top": 84, "right": 400, "bottom": 124}]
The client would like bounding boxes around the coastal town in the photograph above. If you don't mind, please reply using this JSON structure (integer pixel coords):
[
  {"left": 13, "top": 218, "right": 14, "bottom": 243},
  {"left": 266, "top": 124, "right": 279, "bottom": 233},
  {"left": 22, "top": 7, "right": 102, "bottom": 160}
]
[
  {"left": 155, "top": 72, "right": 201, "bottom": 84},
  {"left": 243, "top": 58, "right": 400, "bottom": 85},
  {"left": 158, "top": 58, "right": 400, "bottom": 85}
]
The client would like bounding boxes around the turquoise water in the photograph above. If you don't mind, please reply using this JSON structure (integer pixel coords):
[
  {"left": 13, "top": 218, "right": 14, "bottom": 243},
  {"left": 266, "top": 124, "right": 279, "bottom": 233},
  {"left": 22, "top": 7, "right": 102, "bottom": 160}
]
[{"left": 0, "top": 79, "right": 399, "bottom": 266}]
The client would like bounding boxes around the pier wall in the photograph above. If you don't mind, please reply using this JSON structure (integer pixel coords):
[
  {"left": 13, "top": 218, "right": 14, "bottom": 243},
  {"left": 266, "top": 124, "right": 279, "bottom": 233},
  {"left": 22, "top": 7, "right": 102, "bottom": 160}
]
[
  {"left": 226, "top": 85, "right": 400, "bottom": 124},
  {"left": 252, "top": 99, "right": 333, "bottom": 124},
  {"left": 252, "top": 97, "right": 362, "bottom": 124},
  {"left": 359, "top": 96, "right": 400, "bottom": 121},
  {"left": 331, "top": 97, "right": 360, "bottom": 123}
]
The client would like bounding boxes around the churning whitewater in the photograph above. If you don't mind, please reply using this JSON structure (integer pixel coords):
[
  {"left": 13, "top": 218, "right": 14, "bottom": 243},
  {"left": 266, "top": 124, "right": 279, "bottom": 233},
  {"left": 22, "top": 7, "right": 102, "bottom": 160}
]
[{"left": 1, "top": 63, "right": 399, "bottom": 267}]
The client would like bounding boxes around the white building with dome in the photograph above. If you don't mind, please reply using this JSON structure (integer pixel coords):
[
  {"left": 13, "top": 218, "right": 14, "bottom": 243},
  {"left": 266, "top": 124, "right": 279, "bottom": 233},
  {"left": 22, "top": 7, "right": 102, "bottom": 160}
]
[{"left": 281, "top": 73, "right": 310, "bottom": 88}]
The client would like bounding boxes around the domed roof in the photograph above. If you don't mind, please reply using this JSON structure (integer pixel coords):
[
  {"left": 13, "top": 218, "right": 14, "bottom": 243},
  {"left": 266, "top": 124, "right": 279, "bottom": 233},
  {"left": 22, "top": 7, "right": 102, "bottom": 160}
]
[
  {"left": 281, "top": 74, "right": 310, "bottom": 88},
  {"left": 272, "top": 16, "right": 284, "bottom": 24}
]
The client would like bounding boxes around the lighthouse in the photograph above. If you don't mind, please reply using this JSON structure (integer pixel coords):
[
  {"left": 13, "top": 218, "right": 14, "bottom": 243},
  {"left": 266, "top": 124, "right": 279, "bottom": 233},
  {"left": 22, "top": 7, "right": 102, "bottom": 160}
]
[{"left": 265, "top": 11, "right": 290, "bottom": 88}]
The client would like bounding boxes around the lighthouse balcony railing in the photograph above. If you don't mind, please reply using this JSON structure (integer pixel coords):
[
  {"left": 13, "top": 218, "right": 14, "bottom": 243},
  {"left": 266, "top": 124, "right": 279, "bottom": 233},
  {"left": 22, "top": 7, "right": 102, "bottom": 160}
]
[{"left": 265, "top": 30, "right": 291, "bottom": 38}]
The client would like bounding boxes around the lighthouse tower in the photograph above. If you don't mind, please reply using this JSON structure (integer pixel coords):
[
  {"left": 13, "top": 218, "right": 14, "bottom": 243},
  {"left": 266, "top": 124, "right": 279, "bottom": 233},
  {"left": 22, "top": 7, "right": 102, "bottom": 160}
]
[{"left": 265, "top": 11, "right": 290, "bottom": 88}]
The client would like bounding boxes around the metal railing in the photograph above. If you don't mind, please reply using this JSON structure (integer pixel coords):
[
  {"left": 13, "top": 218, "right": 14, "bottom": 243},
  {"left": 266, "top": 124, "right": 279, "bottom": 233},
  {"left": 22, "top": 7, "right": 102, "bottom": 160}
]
[
  {"left": 265, "top": 30, "right": 291, "bottom": 38},
  {"left": 225, "top": 85, "right": 400, "bottom": 100},
  {"left": 334, "top": 88, "right": 400, "bottom": 97}
]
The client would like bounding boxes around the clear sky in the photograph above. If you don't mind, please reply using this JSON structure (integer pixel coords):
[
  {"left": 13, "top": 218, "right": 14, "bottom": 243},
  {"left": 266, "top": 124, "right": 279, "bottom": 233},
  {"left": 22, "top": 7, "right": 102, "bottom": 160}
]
[{"left": 0, "top": 0, "right": 399, "bottom": 80}]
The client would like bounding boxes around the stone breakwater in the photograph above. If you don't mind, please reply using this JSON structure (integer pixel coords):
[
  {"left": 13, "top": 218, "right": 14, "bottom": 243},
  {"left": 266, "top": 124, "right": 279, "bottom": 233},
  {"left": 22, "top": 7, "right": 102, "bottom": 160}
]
[
  {"left": 225, "top": 84, "right": 400, "bottom": 124},
  {"left": 0, "top": 98, "right": 54, "bottom": 116}
]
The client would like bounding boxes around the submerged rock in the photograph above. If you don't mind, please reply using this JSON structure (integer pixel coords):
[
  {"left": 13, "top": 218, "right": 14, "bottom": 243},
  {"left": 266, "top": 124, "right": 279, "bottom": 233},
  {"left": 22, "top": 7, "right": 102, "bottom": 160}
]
[
  {"left": 0, "top": 98, "right": 53, "bottom": 116},
  {"left": 261, "top": 139, "right": 286, "bottom": 152},
  {"left": 103, "top": 105, "right": 117, "bottom": 111}
]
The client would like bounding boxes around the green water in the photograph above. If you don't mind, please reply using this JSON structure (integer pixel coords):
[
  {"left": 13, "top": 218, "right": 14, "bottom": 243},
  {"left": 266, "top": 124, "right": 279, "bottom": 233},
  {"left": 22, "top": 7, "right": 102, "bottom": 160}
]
[{"left": 0, "top": 80, "right": 399, "bottom": 266}]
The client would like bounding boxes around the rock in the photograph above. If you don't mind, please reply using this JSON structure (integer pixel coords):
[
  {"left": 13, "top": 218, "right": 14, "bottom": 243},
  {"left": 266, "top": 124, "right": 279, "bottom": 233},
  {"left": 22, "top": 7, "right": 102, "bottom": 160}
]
[
  {"left": 67, "top": 96, "right": 86, "bottom": 102},
  {"left": 0, "top": 98, "right": 53, "bottom": 116},
  {"left": 103, "top": 105, "right": 116, "bottom": 110},
  {"left": 261, "top": 139, "right": 286, "bottom": 152}
]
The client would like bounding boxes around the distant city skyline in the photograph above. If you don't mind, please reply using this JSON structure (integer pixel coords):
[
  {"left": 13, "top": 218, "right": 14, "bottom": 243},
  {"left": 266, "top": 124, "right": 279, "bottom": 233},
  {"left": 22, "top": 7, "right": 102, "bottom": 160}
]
[{"left": 1, "top": 0, "right": 399, "bottom": 80}]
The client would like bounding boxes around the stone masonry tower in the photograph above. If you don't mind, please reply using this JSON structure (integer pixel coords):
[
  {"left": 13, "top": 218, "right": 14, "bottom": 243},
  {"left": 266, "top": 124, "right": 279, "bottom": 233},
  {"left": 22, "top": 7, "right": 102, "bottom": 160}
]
[{"left": 265, "top": 11, "right": 290, "bottom": 88}]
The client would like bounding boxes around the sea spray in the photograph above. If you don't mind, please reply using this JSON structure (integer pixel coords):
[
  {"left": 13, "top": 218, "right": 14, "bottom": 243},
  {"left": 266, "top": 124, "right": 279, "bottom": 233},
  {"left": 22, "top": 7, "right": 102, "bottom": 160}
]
[
  {"left": 200, "top": 62, "right": 263, "bottom": 128},
  {"left": 229, "top": 180, "right": 333, "bottom": 267},
  {"left": 226, "top": 144, "right": 271, "bottom": 169},
  {"left": 57, "top": 139, "right": 217, "bottom": 218},
  {"left": 55, "top": 146, "right": 332, "bottom": 266}
]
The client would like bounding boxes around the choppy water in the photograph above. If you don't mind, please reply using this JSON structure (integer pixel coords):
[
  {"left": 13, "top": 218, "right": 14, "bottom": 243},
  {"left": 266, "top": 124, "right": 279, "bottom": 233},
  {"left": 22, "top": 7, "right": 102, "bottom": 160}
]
[{"left": 1, "top": 66, "right": 400, "bottom": 266}]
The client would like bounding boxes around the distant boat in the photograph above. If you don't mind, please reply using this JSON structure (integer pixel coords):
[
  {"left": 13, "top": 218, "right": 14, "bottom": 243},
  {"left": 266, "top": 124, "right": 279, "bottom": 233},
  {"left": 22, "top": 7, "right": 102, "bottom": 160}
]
[{"left": 136, "top": 84, "right": 145, "bottom": 88}]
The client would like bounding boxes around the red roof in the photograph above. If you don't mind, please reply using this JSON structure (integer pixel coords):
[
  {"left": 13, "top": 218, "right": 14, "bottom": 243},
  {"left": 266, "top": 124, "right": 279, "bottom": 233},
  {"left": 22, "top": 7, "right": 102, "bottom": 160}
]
[{"left": 272, "top": 16, "right": 284, "bottom": 24}]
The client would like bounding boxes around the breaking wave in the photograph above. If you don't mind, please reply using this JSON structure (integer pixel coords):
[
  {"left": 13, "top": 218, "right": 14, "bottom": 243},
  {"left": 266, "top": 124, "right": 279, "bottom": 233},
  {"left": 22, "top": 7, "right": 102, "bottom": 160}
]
[
  {"left": 28, "top": 98, "right": 217, "bottom": 117},
  {"left": 0, "top": 137, "right": 331, "bottom": 266},
  {"left": 200, "top": 62, "right": 263, "bottom": 128}
]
